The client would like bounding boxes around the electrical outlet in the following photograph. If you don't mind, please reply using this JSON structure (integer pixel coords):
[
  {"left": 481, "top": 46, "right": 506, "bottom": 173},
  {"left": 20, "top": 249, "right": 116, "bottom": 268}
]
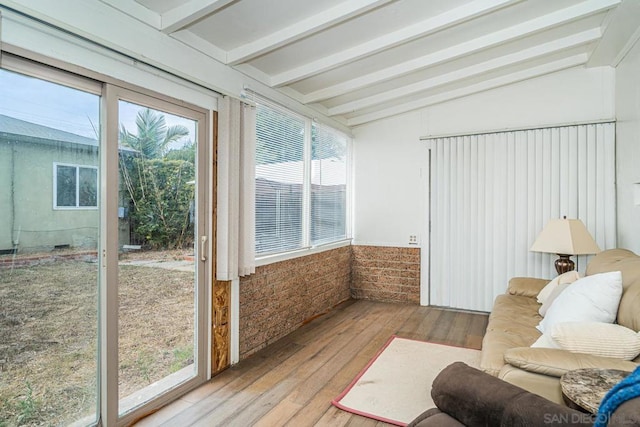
[{"left": 409, "top": 235, "right": 418, "bottom": 245}]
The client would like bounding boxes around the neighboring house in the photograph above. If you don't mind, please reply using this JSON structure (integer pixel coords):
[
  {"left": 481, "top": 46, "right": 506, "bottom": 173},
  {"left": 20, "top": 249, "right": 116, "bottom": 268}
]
[{"left": 0, "top": 114, "right": 132, "bottom": 254}]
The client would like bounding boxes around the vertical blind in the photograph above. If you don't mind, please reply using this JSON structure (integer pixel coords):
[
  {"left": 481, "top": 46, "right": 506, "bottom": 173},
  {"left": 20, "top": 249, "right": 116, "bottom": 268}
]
[
  {"left": 255, "top": 101, "right": 305, "bottom": 254},
  {"left": 311, "top": 124, "right": 348, "bottom": 245},
  {"left": 429, "top": 123, "right": 616, "bottom": 312},
  {"left": 217, "top": 97, "right": 256, "bottom": 279}
]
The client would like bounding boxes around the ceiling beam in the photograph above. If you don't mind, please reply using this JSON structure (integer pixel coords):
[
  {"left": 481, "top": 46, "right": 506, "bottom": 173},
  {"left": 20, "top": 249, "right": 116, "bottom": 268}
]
[
  {"left": 347, "top": 54, "right": 588, "bottom": 127},
  {"left": 99, "top": 0, "right": 161, "bottom": 28},
  {"left": 271, "top": 0, "right": 523, "bottom": 86},
  {"left": 161, "top": 0, "right": 236, "bottom": 34},
  {"left": 588, "top": 0, "right": 640, "bottom": 66},
  {"left": 233, "top": 63, "right": 276, "bottom": 88},
  {"left": 304, "top": 0, "right": 620, "bottom": 103},
  {"left": 169, "top": 30, "right": 228, "bottom": 63},
  {"left": 613, "top": 25, "right": 640, "bottom": 66},
  {"left": 227, "top": 0, "right": 394, "bottom": 65},
  {"left": 329, "top": 28, "right": 601, "bottom": 116}
]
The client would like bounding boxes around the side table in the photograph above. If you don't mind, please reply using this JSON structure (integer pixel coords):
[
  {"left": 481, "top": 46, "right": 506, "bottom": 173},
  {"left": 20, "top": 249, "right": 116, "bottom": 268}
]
[{"left": 560, "top": 368, "right": 631, "bottom": 414}]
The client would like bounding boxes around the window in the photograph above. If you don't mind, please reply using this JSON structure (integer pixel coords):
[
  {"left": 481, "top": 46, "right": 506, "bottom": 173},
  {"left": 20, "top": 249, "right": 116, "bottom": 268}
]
[
  {"left": 54, "top": 163, "right": 98, "bottom": 208},
  {"left": 311, "top": 125, "right": 348, "bottom": 245},
  {"left": 2, "top": 66, "right": 101, "bottom": 427},
  {"left": 255, "top": 99, "right": 349, "bottom": 255}
]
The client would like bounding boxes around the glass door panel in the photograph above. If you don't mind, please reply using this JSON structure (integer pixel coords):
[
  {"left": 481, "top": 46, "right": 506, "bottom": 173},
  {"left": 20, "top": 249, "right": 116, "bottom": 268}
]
[
  {"left": 0, "top": 68, "right": 100, "bottom": 426},
  {"left": 116, "top": 100, "right": 199, "bottom": 415}
]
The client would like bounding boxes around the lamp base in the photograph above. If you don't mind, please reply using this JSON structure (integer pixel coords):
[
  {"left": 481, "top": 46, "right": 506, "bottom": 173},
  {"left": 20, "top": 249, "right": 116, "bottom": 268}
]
[{"left": 555, "top": 254, "right": 575, "bottom": 275}]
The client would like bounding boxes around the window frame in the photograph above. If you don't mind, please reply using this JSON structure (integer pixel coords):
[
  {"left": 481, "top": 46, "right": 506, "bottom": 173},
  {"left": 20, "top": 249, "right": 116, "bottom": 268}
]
[
  {"left": 53, "top": 162, "right": 99, "bottom": 209},
  {"left": 254, "top": 97, "right": 352, "bottom": 263}
]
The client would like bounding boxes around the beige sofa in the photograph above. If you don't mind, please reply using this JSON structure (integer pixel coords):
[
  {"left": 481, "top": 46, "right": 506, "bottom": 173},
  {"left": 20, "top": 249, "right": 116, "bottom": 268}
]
[{"left": 480, "top": 248, "right": 640, "bottom": 404}]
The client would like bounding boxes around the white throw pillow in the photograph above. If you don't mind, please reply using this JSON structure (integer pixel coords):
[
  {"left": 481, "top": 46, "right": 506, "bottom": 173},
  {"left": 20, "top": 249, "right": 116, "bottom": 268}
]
[
  {"left": 537, "top": 271, "right": 623, "bottom": 334},
  {"left": 537, "top": 270, "right": 580, "bottom": 304},
  {"left": 530, "top": 333, "right": 560, "bottom": 349},
  {"left": 539, "top": 282, "right": 572, "bottom": 317},
  {"left": 551, "top": 322, "right": 640, "bottom": 360}
]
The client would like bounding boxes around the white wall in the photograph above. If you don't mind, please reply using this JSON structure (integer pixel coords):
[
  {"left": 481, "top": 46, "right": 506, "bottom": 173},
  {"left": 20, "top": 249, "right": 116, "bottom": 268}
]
[
  {"left": 615, "top": 40, "right": 640, "bottom": 254},
  {"left": 353, "top": 66, "right": 616, "bottom": 248},
  {"left": 352, "top": 110, "right": 428, "bottom": 247},
  {"left": 420, "top": 66, "right": 615, "bottom": 138}
]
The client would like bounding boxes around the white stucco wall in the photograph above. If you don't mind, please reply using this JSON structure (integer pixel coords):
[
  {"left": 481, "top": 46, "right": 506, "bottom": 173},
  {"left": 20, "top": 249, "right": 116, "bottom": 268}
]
[
  {"left": 352, "top": 110, "right": 427, "bottom": 248},
  {"left": 615, "top": 40, "right": 640, "bottom": 254}
]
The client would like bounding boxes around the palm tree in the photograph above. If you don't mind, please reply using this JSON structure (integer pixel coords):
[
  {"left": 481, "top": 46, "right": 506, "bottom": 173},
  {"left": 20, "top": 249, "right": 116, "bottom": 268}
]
[{"left": 119, "top": 108, "right": 189, "bottom": 158}]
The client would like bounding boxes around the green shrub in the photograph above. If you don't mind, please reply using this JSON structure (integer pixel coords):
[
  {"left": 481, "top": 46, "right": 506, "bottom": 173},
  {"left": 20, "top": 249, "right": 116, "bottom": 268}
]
[{"left": 120, "top": 156, "right": 195, "bottom": 250}]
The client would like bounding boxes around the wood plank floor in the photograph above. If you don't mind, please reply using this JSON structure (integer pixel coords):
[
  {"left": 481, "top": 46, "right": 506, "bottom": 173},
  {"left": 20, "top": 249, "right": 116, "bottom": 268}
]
[{"left": 133, "top": 300, "right": 489, "bottom": 427}]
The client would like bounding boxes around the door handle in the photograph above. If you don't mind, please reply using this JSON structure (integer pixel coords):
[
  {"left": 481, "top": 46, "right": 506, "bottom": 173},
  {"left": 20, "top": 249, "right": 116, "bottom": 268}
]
[{"left": 200, "top": 236, "right": 208, "bottom": 262}]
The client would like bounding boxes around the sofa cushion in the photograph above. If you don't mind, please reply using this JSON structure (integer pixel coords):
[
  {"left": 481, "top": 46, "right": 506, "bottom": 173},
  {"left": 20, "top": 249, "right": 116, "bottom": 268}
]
[
  {"left": 537, "top": 270, "right": 580, "bottom": 304},
  {"left": 503, "top": 347, "right": 639, "bottom": 377},
  {"left": 551, "top": 322, "right": 640, "bottom": 360},
  {"left": 586, "top": 248, "right": 640, "bottom": 332},
  {"left": 480, "top": 294, "right": 541, "bottom": 376},
  {"left": 498, "top": 364, "right": 565, "bottom": 404},
  {"left": 507, "top": 277, "right": 549, "bottom": 298},
  {"left": 537, "top": 271, "right": 623, "bottom": 334}
]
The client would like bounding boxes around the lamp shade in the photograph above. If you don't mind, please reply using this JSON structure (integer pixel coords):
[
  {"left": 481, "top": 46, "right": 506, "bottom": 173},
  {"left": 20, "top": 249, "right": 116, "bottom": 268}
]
[{"left": 530, "top": 218, "right": 601, "bottom": 255}]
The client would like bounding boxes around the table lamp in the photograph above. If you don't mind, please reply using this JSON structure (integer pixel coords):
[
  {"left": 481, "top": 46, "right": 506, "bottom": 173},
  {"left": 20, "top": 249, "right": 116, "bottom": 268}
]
[{"left": 530, "top": 217, "right": 601, "bottom": 274}]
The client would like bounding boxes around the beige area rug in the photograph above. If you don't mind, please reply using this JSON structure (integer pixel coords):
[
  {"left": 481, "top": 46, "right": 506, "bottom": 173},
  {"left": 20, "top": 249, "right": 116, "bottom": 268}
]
[{"left": 332, "top": 336, "right": 481, "bottom": 426}]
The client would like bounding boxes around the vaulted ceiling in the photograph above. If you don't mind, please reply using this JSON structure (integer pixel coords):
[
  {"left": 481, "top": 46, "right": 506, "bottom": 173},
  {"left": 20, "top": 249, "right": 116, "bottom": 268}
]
[{"left": 102, "top": 0, "right": 640, "bottom": 127}]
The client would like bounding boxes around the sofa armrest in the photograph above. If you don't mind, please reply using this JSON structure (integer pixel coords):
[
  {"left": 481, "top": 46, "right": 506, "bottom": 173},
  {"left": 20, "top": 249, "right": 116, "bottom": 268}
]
[
  {"left": 407, "top": 408, "right": 465, "bottom": 427},
  {"left": 504, "top": 347, "right": 639, "bottom": 377},
  {"left": 507, "top": 277, "right": 549, "bottom": 297},
  {"left": 426, "top": 362, "right": 589, "bottom": 426}
]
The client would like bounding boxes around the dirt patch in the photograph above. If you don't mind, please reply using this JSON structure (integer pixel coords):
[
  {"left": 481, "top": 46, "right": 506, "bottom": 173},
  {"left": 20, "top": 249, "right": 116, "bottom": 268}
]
[{"left": 0, "top": 251, "right": 194, "bottom": 426}]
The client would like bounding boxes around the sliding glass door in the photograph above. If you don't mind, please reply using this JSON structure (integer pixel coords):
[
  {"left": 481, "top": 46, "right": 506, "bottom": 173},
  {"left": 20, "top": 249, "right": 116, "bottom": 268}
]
[
  {"left": 0, "top": 66, "right": 101, "bottom": 426},
  {"left": 0, "top": 57, "right": 211, "bottom": 426},
  {"left": 115, "top": 97, "right": 205, "bottom": 417}
]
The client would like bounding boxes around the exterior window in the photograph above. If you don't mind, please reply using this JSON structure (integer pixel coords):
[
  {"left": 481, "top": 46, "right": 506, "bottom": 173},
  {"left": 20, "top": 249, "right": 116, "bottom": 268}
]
[
  {"left": 311, "top": 124, "right": 347, "bottom": 245},
  {"left": 255, "top": 99, "right": 349, "bottom": 256},
  {"left": 54, "top": 163, "right": 98, "bottom": 208},
  {"left": 255, "top": 103, "right": 305, "bottom": 254}
]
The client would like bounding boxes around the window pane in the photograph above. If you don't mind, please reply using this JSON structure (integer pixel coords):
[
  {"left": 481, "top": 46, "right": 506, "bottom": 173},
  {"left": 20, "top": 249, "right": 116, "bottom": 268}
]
[
  {"left": 255, "top": 102, "right": 305, "bottom": 254},
  {"left": 117, "top": 100, "right": 198, "bottom": 415},
  {"left": 311, "top": 125, "right": 348, "bottom": 245},
  {"left": 56, "top": 165, "right": 77, "bottom": 207},
  {"left": 0, "top": 68, "right": 100, "bottom": 426},
  {"left": 79, "top": 167, "right": 98, "bottom": 207}
]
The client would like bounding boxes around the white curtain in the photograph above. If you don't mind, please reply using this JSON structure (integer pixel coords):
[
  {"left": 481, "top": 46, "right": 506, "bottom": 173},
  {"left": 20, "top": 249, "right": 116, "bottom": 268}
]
[
  {"left": 428, "top": 123, "right": 616, "bottom": 312},
  {"left": 217, "top": 97, "right": 256, "bottom": 280}
]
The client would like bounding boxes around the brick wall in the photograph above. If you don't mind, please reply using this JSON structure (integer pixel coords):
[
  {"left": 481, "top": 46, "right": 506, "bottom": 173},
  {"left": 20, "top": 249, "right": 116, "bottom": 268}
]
[
  {"left": 238, "top": 246, "right": 351, "bottom": 359},
  {"left": 351, "top": 245, "right": 420, "bottom": 304}
]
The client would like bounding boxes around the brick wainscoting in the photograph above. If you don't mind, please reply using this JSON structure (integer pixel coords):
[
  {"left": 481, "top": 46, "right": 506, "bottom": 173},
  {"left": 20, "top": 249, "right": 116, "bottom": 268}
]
[
  {"left": 238, "top": 246, "right": 352, "bottom": 359},
  {"left": 351, "top": 245, "right": 420, "bottom": 304}
]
